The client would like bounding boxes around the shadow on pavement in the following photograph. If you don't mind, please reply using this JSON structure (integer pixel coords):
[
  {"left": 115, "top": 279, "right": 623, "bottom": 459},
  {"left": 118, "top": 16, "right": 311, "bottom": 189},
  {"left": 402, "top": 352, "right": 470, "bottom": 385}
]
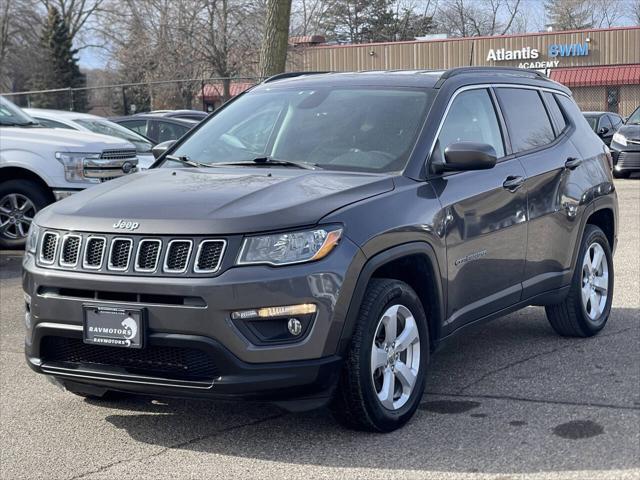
[{"left": 97, "top": 306, "right": 639, "bottom": 475}]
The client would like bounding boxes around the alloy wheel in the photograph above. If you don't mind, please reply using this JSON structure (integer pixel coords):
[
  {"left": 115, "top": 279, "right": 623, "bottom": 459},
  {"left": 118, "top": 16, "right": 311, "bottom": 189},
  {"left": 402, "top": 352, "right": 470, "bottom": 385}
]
[
  {"left": 581, "top": 242, "right": 609, "bottom": 322},
  {"left": 0, "top": 193, "right": 36, "bottom": 240},
  {"left": 370, "top": 304, "right": 421, "bottom": 410}
]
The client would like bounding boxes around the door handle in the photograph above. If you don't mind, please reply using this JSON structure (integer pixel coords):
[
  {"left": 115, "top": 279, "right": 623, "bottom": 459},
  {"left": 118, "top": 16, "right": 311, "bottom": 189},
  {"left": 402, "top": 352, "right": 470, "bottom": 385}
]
[
  {"left": 503, "top": 175, "right": 525, "bottom": 192},
  {"left": 565, "top": 157, "right": 583, "bottom": 170}
]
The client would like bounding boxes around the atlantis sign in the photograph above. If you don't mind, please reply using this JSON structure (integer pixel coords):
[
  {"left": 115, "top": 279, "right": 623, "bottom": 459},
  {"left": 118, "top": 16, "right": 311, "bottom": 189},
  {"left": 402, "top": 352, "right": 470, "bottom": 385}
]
[{"left": 486, "top": 42, "right": 590, "bottom": 69}]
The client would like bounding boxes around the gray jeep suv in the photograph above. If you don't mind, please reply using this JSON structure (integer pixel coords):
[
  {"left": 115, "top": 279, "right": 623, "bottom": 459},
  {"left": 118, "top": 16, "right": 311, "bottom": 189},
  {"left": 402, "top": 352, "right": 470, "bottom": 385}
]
[{"left": 23, "top": 68, "right": 618, "bottom": 432}]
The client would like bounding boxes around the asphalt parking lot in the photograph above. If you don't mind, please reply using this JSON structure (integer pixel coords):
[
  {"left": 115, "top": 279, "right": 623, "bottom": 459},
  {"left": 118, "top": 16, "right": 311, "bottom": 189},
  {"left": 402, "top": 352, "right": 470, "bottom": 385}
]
[{"left": 1, "top": 179, "right": 638, "bottom": 480}]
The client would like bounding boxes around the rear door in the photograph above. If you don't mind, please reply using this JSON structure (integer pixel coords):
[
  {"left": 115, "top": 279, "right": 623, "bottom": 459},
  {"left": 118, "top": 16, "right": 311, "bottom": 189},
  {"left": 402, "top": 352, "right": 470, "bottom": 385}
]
[
  {"left": 496, "top": 87, "right": 584, "bottom": 299},
  {"left": 598, "top": 115, "right": 614, "bottom": 145},
  {"left": 431, "top": 87, "right": 528, "bottom": 333}
]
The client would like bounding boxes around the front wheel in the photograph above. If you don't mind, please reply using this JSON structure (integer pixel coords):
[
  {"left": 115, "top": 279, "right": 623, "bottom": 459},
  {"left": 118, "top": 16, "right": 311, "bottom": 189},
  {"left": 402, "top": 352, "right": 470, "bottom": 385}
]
[
  {"left": 0, "top": 180, "right": 51, "bottom": 249},
  {"left": 545, "top": 225, "right": 614, "bottom": 337},
  {"left": 331, "top": 279, "right": 429, "bottom": 432}
]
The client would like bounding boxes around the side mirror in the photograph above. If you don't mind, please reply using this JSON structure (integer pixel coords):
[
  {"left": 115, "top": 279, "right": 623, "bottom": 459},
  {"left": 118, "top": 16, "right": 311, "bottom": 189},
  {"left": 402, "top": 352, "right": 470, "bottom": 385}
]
[
  {"left": 152, "top": 140, "right": 175, "bottom": 159},
  {"left": 432, "top": 142, "right": 497, "bottom": 174},
  {"left": 598, "top": 126, "right": 610, "bottom": 136}
]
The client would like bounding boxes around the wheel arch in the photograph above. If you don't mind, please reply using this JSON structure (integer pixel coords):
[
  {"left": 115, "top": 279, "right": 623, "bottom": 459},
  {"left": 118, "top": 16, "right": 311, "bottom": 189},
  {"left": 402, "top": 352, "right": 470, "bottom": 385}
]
[
  {"left": 586, "top": 207, "right": 615, "bottom": 251},
  {"left": 337, "top": 242, "right": 445, "bottom": 355},
  {"left": 0, "top": 167, "right": 55, "bottom": 203}
]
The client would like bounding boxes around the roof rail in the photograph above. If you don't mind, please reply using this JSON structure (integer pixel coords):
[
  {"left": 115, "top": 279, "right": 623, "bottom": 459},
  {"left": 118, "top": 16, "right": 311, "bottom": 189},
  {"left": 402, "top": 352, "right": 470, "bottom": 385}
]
[
  {"left": 435, "top": 66, "right": 549, "bottom": 87},
  {"left": 262, "top": 71, "right": 332, "bottom": 83}
]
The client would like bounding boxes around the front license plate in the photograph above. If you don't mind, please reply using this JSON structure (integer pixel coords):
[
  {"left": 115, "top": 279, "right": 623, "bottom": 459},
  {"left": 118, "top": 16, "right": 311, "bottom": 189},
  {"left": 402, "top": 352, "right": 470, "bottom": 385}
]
[{"left": 83, "top": 305, "right": 144, "bottom": 349}]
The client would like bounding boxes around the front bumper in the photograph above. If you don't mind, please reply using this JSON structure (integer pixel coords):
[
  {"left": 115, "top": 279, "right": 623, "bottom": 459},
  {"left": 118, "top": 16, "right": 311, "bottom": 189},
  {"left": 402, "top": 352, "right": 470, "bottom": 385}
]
[
  {"left": 23, "top": 238, "right": 365, "bottom": 404},
  {"left": 611, "top": 143, "right": 640, "bottom": 172}
]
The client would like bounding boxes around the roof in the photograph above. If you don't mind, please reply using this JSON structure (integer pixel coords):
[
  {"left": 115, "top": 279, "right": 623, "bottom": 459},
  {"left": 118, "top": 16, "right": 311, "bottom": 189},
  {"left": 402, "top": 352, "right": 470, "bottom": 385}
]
[
  {"left": 582, "top": 111, "right": 622, "bottom": 116},
  {"left": 549, "top": 65, "right": 640, "bottom": 87},
  {"left": 110, "top": 113, "right": 199, "bottom": 124},
  {"left": 24, "top": 108, "right": 99, "bottom": 120},
  {"left": 199, "top": 82, "right": 255, "bottom": 101}
]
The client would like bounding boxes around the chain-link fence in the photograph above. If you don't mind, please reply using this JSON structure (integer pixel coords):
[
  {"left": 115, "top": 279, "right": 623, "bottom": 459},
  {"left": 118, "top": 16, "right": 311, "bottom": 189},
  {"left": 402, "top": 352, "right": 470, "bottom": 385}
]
[
  {"left": 2, "top": 77, "right": 261, "bottom": 116},
  {"left": 3, "top": 75, "right": 638, "bottom": 119}
]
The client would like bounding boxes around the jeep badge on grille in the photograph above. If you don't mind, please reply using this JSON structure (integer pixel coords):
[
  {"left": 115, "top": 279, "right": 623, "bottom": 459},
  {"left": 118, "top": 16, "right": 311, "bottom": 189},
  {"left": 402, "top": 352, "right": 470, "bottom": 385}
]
[{"left": 113, "top": 219, "right": 140, "bottom": 231}]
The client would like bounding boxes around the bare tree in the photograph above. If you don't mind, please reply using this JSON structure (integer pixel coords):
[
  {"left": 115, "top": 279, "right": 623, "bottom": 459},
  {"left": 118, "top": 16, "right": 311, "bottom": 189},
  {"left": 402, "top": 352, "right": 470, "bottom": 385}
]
[
  {"left": 437, "top": 0, "right": 521, "bottom": 37},
  {"left": 39, "top": 0, "right": 106, "bottom": 47}
]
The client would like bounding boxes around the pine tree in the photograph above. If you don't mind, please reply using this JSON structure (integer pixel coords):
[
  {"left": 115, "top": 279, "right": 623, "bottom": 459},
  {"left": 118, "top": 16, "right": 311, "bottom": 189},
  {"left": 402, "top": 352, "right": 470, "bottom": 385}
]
[{"left": 30, "top": 7, "right": 87, "bottom": 111}]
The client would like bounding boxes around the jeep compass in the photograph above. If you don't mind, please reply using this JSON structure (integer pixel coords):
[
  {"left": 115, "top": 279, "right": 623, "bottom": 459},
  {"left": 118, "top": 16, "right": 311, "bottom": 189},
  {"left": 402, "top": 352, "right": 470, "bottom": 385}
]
[{"left": 24, "top": 68, "right": 618, "bottom": 432}]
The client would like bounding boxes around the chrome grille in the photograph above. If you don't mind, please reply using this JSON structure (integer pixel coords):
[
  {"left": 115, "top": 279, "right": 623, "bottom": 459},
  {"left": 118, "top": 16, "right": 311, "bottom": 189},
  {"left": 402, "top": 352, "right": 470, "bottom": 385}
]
[
  {"left": 195, "top": 240, "right": 226, "bottom": 273},
  {"left": 38, "top": 232, "right": 225, "bottom": 276},
  {"left": 100, "top": 149, "right": 137, "bottom": 160},
  {"left": 164, "top": 240, "right": 192, "bottom": 273},
  {"left": 108, "top": 238, "right": 133, "bottom": 271},
  {"left": 135, "top": 240, "right": 161, "bottom": 272},
  {"left": 83, "top": 237, "right": 106, "bottom": 269},
  {"left": 40, "top": 232, "right": 59, "bottom": 264},
  {"left": 60, "top": 235, "right": 81, "bottom": 267}
]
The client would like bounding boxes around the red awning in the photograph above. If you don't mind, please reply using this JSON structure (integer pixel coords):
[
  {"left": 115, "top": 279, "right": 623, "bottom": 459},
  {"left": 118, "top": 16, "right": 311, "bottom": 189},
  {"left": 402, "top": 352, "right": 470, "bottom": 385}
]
[
  {"left": 199, "top": 82, "right": 254, "bottom": 101},
  {"left": 550, "top": 65, "right": 640, "bottom": 87}
]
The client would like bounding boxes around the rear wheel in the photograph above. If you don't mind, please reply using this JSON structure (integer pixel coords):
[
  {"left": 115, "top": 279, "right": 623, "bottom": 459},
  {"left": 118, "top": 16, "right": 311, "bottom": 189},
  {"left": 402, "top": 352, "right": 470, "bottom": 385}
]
[
  {"left": 0, "top": 180, "right": 51, "bottom": 249},
  {"left": 545, "top": 225, "right": 613, "bottom": 337},
  {"left": 331, "top": 279, "right": 429, "bottom": 432}
]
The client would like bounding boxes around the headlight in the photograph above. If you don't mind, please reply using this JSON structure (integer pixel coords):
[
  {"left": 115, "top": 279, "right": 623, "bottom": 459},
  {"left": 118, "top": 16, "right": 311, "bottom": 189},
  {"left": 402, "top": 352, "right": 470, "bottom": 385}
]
[
  {"left": 612, "top": 132, "right": 627, "bottom": 147},
  {"left": 55, "top": 152, "right": 101, "bottom": 183},
  {"left": 25, "top": 222, "right": 40, "bottom": 255},
  {"left": 238, "top": 227, "right": 343, "bottom": 266}
]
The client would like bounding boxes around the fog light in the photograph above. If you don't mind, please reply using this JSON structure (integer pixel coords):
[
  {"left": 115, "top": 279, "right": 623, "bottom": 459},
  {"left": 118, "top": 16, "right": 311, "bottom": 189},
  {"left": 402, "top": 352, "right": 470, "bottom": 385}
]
[
  {"left": 287, "top": 318, "right": 303, "bottom": 336},
  {"left": 231, "top": 303, "right": 317, "bottom": 320}
]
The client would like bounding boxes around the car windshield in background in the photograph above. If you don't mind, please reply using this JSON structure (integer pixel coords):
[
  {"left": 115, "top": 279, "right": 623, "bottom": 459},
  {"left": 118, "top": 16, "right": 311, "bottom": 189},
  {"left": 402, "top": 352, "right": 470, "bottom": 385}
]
[
  {"left": 0, "top": 97, "right": 38, "bottom": 127},
  {"left": 74, "top": 118, "right": 154, "bottom": 153},
  {"left": 584, "top": 116, "right": 598, "bottom": 131},
  {"left": 169, "top": 87, "right": 434, "bottom": 173},
  {"left": 626, "top": 107, "right": 640, "bottom": 125}
]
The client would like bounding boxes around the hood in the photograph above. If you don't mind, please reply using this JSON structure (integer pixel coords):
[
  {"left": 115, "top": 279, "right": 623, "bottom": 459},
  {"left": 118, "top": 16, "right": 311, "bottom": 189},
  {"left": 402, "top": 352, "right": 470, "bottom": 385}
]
[
  {"left": 37, "top": 167, "right": 395, "bottom": 234},
  {"left": 616, "top": 124, "right": 640, "bottom": 142},
  {"left": 0, "top": 127, "right": 134, "bottom": 152}
]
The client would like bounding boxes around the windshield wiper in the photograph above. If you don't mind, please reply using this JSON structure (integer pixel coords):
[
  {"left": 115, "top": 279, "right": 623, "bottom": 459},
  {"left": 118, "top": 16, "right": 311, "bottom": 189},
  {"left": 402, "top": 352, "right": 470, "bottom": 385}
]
[
  {"left": 213, "top": 157, "right": 318, "bottom": 170},
  {"left": 165, "top": 154, "right": 210, "bottom": 168}
]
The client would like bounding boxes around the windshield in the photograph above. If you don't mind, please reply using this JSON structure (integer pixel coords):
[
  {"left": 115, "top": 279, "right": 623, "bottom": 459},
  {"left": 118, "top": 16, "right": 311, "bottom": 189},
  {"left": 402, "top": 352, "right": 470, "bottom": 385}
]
[
  {"left": 584, "top": 115, "right": 598, "bottom": 131},
  {"left": 0, "top": 96, "right": 38, "bottom": 127},
  {"left": 74, "top": 118, "right": 154, "bottom": 153},
  {"left": 627, "top": 107, "right": 640, "bottom": 125},
  {"left": 169, "top": 86, "right": 434, "bottom": 173}
]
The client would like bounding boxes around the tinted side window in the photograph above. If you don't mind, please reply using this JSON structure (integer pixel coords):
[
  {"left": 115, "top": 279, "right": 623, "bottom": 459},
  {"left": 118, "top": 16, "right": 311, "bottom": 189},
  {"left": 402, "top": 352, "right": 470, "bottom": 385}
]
[
  {"left": 542, "top": 91, "right": 567, "bottom": 134},
  {"left": 37, "top": 118, "right": 73, "bottom": 129},
  {"left": 120, "top": 119, "right": 147, "bottom": 136},
  {"left": 438, "top": 89, "right": 504, "bottom": 159},
  {"left": 598, "top": 115, "right": 612, "bottom": 131},
  {"left": 608, "top": 114, "right": 623, "bottom": 129},
  {"left": 556, "top": 94, "right": 595, "bottom": 140},
  {"left": 496, "top": 88, "right": 555, "bottom": 153}
]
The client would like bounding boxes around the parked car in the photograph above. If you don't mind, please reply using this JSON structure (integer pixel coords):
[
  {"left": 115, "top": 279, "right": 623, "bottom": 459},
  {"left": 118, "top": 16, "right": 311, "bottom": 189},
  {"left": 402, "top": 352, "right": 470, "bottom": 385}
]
[
  {"left": 148, "top": 109, "right": 209, "bottom": 121},
  {"left": 610, "top": 105, "right": 640, "bottom": 178},
  {"left": 583, "top": 111, "right": 624, "bottom": 146},
  {"left": 110, "top": 113, "right": 199, "bottom": 143},
  {"left": 25, "top": 109, "right": 156, "bottom": 169},
  {"left": 24, "top": 68, "right": 617, "bottom": 432},
  {"left": 0, "top": 96, "right": 139, "bottom": 248}
]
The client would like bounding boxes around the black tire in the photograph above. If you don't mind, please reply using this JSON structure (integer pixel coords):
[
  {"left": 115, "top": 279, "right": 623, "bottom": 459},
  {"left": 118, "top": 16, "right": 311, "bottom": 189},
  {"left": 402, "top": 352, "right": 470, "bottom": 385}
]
[
  {"left": 331, "top": 278, "right": 429, "bottom": 432},
  {"left": 545, "top": 225, "right": 613, "bottom": 337},
  {"left": 613, "top": 170, "right": 630, "bottom": 179},
  {"left": 0, "top": 179, "right": 52, "bottom": 249}
]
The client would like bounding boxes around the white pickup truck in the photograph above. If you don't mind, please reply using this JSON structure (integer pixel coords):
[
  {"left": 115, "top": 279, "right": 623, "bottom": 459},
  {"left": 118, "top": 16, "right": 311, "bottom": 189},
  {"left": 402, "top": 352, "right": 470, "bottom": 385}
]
[{"left": 0, "top": 97, "right": 139, "bottom": 248}]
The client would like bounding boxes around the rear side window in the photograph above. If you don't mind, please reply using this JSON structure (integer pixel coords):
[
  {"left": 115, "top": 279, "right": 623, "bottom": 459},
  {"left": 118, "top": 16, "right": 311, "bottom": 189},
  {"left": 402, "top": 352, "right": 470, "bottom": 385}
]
[
  {"left": 598, "top": 115, "right": 612, "bottom": 131},
  {"left": 496, "top": 88, "right": 555, "bottom": 153},
  {"left": 437, "top": 88, "right": 505, "bottom": 159},
  {"left": 608, "top": 114, "right": 623, "bottom": 129},
  {"left": 556, "top": 94, "right": 596, "bottom": 139},
  {"left": 542, "top": 91, "right": 567, "bottom": 134}
]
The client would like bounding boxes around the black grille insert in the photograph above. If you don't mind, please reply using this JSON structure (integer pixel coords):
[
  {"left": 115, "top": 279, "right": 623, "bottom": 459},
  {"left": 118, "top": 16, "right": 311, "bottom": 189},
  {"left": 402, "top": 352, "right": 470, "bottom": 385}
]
[
  {"left": 60, "top": 235, "right": 81, "bottom": 266},
  {"left": 84, "top": 237, "right": 106, "bottom": 268},
  {"left": 40, "top": 232, "right": 58, "bottom": 263},
  {"left": 136, "top": 240, "right": 161, "bottom": 271},
  {"left": 164, "top": 240, "right": 192, "bottom": 272},
  {"left": 41, "top": 337, "right": 219, "bottom": 382},
  {"left": 109, "top": 238, "right": 132, "bottom": 270},
  {"left": 195, "top": 240, "right": 225, "bottom": 273}
]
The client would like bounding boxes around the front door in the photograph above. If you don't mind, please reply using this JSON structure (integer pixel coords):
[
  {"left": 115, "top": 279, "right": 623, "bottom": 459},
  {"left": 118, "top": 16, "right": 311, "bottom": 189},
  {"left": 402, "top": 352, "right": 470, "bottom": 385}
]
[{"left": 430, "top": 88, "right": 528, "bottom": 334}]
